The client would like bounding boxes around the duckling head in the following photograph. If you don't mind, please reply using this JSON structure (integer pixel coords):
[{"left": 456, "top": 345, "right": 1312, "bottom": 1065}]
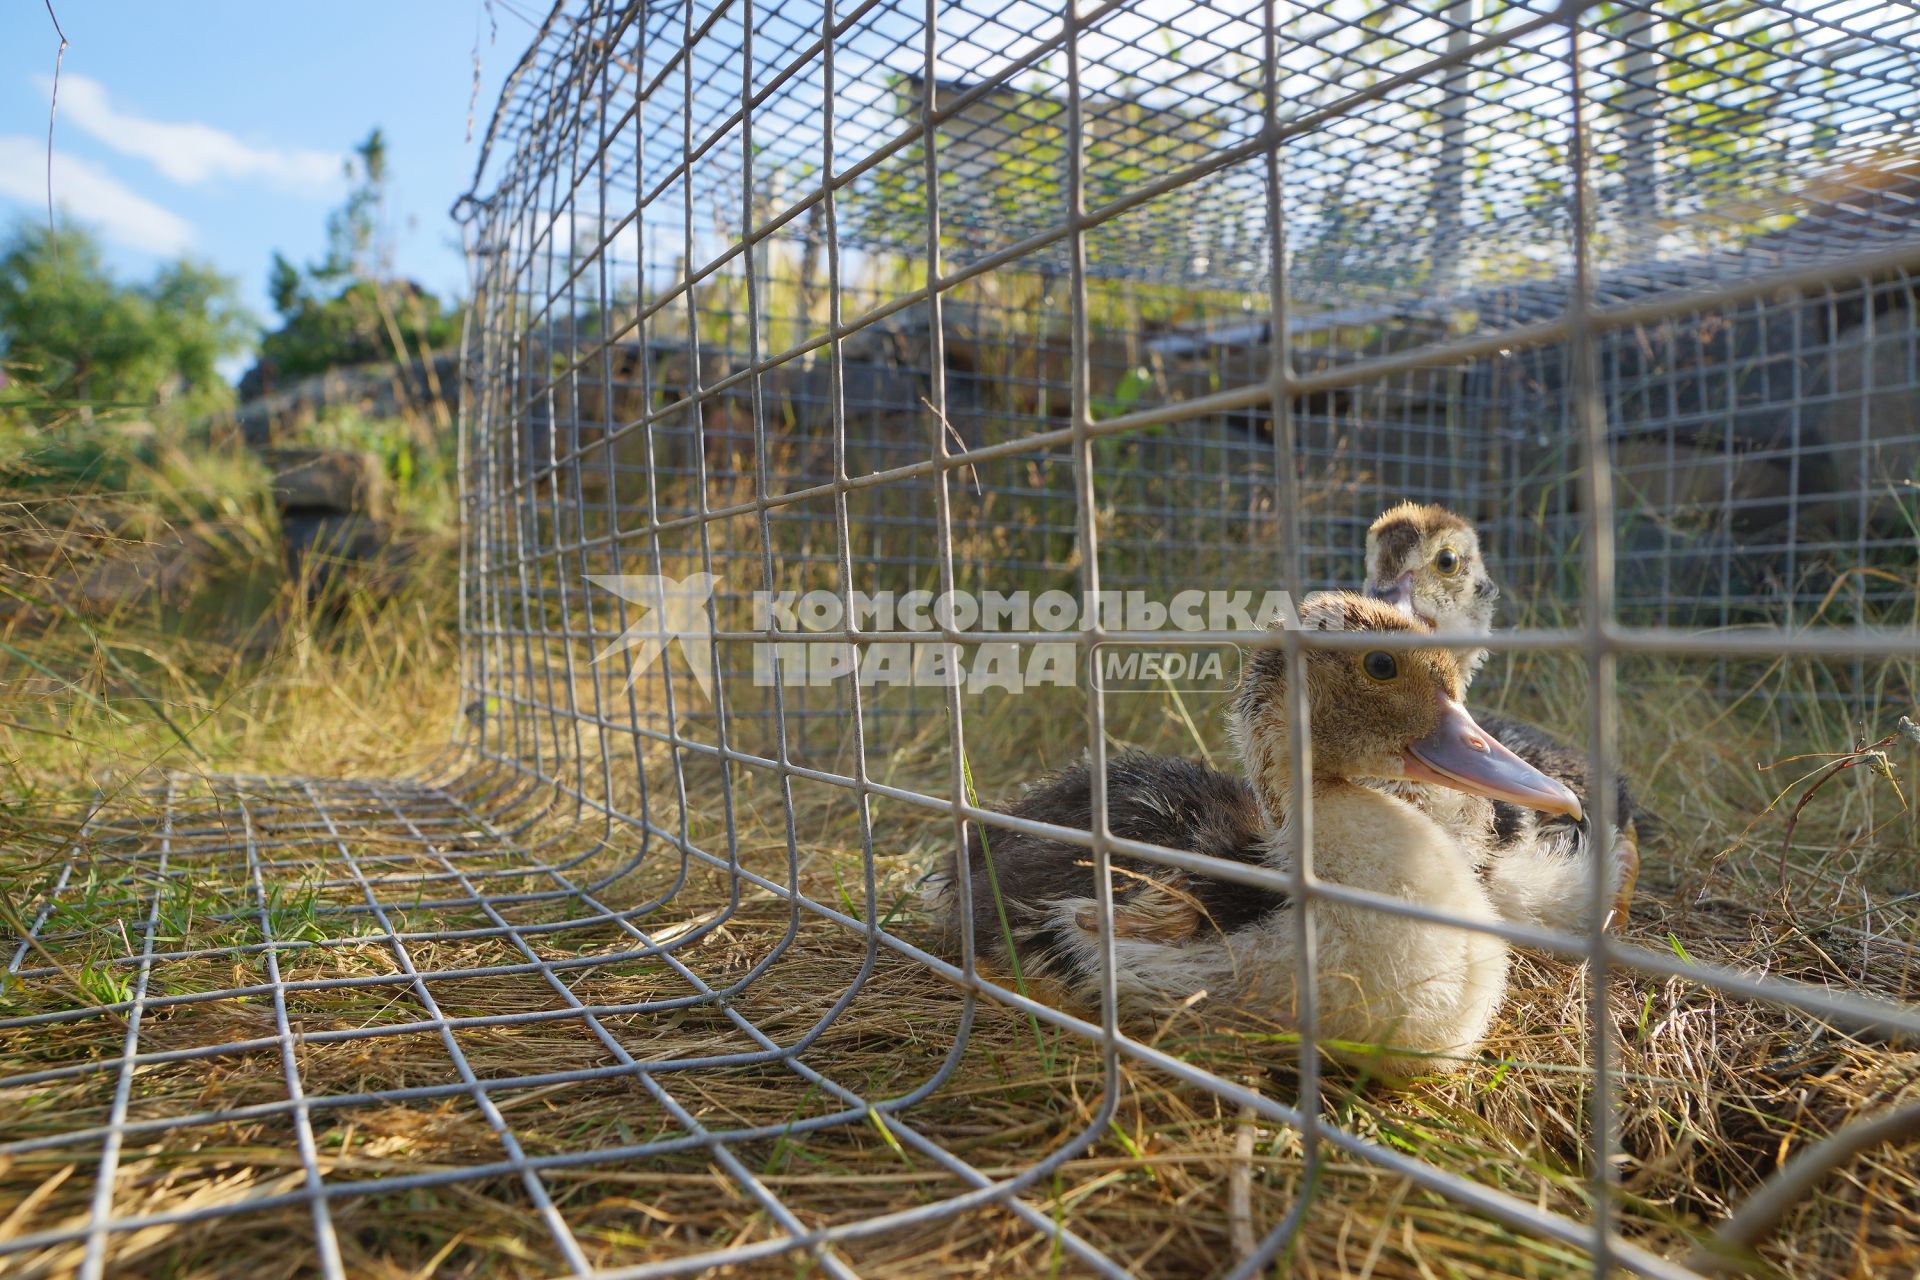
[
  {"left": 1363, "top": 503, "right": 1497, "bottom": 682},
  {"left": 1231, "top": 592, "right": 1579, "bottom": 820}
]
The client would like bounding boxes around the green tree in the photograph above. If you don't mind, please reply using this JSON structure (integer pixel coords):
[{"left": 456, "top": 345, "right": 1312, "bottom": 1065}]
[
  {"left": 258, "top": 128, "right": 460, "bottom": 384},
  {"left": 0, "top": 220, "right": 253, "bottom": 422},
  {"left": 319, "top": 127, "right": 389, "bottom": 280}
]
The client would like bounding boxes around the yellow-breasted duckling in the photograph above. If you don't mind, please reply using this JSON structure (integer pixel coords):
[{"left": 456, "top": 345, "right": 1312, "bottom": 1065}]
[
  {"left": 939, "top": 593, "right": 1581, "bottom": 1077},
  {"left": 1363, "top": 502, "right": 1642, "bottom": 931}
]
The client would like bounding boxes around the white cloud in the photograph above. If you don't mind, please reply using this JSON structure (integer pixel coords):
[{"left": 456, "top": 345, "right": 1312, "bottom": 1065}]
[
  {"left": 35, "top": 74, "right": 344, "bottom": 192},
  {"left": 0, "top": 135, "right": 195, "bottom": 256}
]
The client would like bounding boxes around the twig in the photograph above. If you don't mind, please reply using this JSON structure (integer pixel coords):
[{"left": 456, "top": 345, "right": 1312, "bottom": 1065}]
[
  {"left": 921, "top": 395, "right": 980, "bottom": 494},
  {"left": 1771, "top": 718, "right": 1913, "bottom": 896},
  {"left": 1228, "top": 1099, "right": 1257, "bottom": 1264},
  {"left": 467, "top": 0, "right": 497, "bottom": 145},
  {"left": 42, "top": 0, "right": 68, "bottom": 270}
]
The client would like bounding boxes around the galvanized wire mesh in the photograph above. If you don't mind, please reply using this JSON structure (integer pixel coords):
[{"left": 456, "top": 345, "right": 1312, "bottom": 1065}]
[{"left": 6, "top": 0, "right": 1920, "bottom": 1275}]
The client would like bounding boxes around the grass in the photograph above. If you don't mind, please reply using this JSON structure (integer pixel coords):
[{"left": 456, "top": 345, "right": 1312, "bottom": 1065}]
[{"left": 0, "top": 391, "right": 1916, "bottom": 1279}]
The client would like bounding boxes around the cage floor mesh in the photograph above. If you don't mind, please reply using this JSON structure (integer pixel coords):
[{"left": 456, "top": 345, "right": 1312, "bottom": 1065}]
[
  {"left": 10, "top": 749, "right": 1918, "bottom": 1277},
  {"left": 5, "top": 768, "right": 1170, "bottom": 1277}
]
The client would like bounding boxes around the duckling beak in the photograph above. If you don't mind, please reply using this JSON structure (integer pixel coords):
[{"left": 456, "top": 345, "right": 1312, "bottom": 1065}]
[
  {"left": 1366, "top": 572, "right": 1416, "bottom": 616},
  {"left": 1404, "top": 697, "right": 1584, "bottom": 820}
]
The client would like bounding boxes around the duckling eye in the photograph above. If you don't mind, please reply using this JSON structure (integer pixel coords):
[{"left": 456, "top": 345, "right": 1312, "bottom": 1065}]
[
  {"left": 1433, "top": 547, "right": 1462, "bottom": 577},
  {"left": 1361, "top": 651, "right": 1398, "bottom": 682}
]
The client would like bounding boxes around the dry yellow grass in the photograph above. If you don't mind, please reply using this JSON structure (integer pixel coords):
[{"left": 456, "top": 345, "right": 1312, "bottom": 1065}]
[{"left": 2, "top": 447, "right": 1918, "bottom": 1279}]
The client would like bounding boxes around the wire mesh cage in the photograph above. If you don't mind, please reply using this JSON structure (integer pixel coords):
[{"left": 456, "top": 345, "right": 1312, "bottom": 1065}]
[{"left": 6, "top": 0, "right": 1920, "bottom": 1275}]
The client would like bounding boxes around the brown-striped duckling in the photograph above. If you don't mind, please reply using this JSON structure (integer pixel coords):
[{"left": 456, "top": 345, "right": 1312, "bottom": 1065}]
[{"left": 1363, "top": 501, "right": 1642, "bottom": 931}]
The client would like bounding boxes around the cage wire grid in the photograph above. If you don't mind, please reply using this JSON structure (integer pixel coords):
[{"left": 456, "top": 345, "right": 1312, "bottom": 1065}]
[{"left": 6, "top": 0, "right": 1920, "bottom": 1274}]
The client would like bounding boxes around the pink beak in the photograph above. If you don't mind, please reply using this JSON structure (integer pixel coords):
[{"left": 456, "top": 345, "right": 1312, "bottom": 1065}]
[
  {"left": 1403, "top": 696, "right": 1583, "bottom": 819},
  {"left": 1367, "top": 571, "right": 1416, "bottom": 616}
]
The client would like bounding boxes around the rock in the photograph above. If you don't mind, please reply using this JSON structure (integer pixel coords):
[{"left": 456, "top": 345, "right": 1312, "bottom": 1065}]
[
  {"left": 0, "top": 502, "right": 215, "bottom": 625},
  {"left": 231, "top": 354, "right": 461, "bottom": 447},
  {"left": 263, "top": 447, "right": 388, "bottom": 517},
  {"left": 234, "top": 354, "right": 280, "bottom": 404},
  {"left": 280, "top": 511, "right": 419, "bottom": 608}
]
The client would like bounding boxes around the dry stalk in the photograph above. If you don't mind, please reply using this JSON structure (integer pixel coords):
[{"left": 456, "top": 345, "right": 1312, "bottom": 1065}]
[{"left": 1765, "top": 715, "right": 1917, "bottom": 896}]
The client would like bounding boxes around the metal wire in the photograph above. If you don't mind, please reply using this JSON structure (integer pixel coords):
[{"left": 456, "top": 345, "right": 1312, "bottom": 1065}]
[{"left": 6, "top": 0, "right": 1920, "bottom": 1274}]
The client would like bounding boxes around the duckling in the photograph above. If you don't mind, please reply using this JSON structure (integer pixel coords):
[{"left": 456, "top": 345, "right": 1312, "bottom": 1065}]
[
  {"left": 940, "top": 593, "right": 1582, "bottom": 1076},
  {"left": 1363, "top": 502, "right": 1642, "bottom": 932},
  {"left": 1363, "top": 502, "right": 1499, "bottom": 683}
]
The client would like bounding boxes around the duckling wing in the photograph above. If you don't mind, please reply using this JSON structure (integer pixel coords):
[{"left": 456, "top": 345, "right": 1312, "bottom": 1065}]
[
  {"left": 1473, "top": 712, "right": 1640, "bottom": 850},
  {"left": 1472, "top": 712, "right": 1645, "bottom": 929},
  {"left": 947, "top": 751, "right": 1284, "bottom": 981}
]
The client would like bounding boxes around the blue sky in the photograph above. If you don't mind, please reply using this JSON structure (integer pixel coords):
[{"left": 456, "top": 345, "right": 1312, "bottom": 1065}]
[{"left": 2, "top": 1, "right": 531, "bottom": 371}]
